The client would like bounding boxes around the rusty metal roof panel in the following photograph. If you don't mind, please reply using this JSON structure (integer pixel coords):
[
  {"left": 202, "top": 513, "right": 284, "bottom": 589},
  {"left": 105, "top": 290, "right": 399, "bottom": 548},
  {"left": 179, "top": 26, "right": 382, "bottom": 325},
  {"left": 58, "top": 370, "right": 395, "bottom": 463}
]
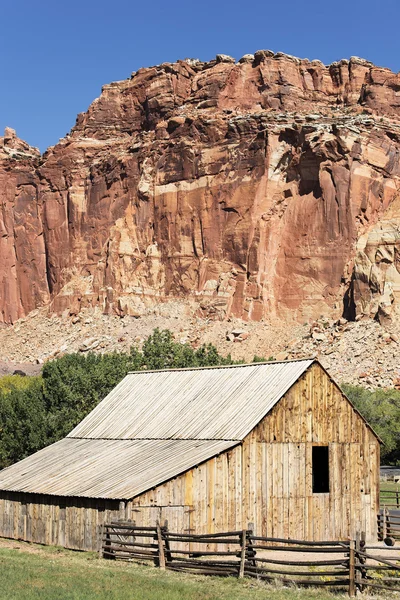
[
  {"left": 69, "top": 360, "right": 313, "bottom": 441},
  {"left": 0, "top": 438, "right": 237, "bottom": 499}
]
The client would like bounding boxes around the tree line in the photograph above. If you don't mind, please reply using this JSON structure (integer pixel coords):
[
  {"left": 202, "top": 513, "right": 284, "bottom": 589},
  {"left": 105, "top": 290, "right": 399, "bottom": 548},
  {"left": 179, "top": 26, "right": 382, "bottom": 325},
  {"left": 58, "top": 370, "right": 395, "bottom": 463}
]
[
  {"left": 0, "top": 330, "right": 233, "bottom": 468},
  {"left": 0, "top": 329, "right": 399, "bottom": 468}
]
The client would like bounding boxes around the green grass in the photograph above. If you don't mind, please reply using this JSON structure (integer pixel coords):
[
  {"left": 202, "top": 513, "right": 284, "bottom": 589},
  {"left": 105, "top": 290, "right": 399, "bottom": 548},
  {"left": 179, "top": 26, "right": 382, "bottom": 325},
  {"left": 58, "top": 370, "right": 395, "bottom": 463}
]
[
  {"left": 380, "top": 481, "right": 400, "bottom": 508},
  {"left": 380, "top": 481, "right": 400, "bottom": 493},
  {"left": 0, "top": 541, "right": 352, "bottom": 600}
]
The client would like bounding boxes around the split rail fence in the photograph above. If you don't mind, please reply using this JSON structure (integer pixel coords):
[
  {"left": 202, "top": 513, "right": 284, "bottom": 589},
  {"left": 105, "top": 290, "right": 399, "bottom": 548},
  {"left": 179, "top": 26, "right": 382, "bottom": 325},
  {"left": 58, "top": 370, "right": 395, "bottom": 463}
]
[
  {"left": 100, "top": 522, "right": 400, "bottom": 596},
  {"left": 378, "top": 508, "right": 400, "bottom": 541},
  {"left": 381, "top": 490, "right": 400, "bottom": 509}
]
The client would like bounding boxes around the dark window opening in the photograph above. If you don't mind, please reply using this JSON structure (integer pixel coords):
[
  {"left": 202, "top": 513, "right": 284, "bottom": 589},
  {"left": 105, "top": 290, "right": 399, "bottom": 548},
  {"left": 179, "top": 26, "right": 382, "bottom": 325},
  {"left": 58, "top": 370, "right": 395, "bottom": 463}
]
[{"left": 312, "top": 446, "right": 330, "bottom": 493}]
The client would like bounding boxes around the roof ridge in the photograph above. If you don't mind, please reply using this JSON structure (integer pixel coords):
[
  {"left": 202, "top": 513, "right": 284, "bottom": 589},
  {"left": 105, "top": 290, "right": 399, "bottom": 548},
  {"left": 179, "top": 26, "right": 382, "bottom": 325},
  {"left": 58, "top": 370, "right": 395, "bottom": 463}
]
[
  {"left": 127, "top": 357, "right": 316, "bottom": 375},
  {"left": 66, "top": 436, "right": 242, "bottom": 441}
]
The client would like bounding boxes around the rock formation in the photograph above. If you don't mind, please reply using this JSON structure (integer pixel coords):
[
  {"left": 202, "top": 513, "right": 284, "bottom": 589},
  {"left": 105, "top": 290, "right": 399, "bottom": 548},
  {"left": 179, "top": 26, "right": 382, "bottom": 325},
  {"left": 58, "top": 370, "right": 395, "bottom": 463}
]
[
  {"left": 1, "top": 52, "right": 400, "bottom": 325},
  {"left": 0, "top": 129, "right": 44, "bottom": 323}
]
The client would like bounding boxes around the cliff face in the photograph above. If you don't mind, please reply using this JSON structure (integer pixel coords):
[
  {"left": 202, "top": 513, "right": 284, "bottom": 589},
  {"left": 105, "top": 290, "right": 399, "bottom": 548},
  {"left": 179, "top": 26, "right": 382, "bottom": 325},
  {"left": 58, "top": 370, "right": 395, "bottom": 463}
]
[
  {"left": 2, "top": 51, "right": 400, "bottom": 324},
  {"left": 0, "top": 129, "right": 46, "bottom": 323}
]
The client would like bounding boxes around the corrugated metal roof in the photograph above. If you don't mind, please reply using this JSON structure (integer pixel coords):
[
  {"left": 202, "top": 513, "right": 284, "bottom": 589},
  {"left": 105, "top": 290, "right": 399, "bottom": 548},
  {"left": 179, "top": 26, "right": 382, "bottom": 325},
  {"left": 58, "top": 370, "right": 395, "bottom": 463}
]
[
  {"left": 69, "top": 359, "right": 313, "bottom": 441},
  {"left": 0, "top": 360, "right": 315, "bottom": 499},
  {"left": 0, "top": 438, "right": 237, "bottom": 499}
]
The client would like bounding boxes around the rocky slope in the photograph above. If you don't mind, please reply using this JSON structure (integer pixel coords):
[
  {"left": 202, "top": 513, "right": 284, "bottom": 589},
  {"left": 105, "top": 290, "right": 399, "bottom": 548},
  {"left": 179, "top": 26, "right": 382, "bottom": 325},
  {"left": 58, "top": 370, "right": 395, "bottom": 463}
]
[
  {"left": 2, "top": 50, "right": 400, "bottom": 384},
  {"left": 1, "top": 302, "right": 399, "bottom": 389}
]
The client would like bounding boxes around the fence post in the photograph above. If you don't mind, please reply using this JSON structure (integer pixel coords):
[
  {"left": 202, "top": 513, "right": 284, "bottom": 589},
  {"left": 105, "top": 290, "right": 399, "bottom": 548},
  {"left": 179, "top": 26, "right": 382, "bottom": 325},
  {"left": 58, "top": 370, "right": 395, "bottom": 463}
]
[
  {"left": 246, "top": 524, "right": 257, "bottom": 569},
  {"left": 239, "top": 529, "right": 246, "bottom": 579},
  {"left": 355, "top": 532, "right": 362, "bottom": 593},
  {"left": 156, "top": 521, "right": 166, "bottom": 570},
  {"left": 349, "top": 540, "right": 356, "bottom": 597},
  {"left": 383, "top": 507, "right": 388, "bottom": 539},
  {"left": 163, "top": 521, "right": 172, "bottom": 564},
  {"left": 103, "top": 523, "right": 114, "bottom": 560},
  {"left": 98, "top": 522, "right": 105, "bottom": 557}
]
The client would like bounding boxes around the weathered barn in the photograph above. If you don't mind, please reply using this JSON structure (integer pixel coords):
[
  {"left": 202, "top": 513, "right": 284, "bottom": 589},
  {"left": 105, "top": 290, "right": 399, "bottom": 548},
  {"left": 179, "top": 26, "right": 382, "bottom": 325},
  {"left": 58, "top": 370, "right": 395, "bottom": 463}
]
[{"left": 0, "top": 359, "right": 380, "bottom": 550}]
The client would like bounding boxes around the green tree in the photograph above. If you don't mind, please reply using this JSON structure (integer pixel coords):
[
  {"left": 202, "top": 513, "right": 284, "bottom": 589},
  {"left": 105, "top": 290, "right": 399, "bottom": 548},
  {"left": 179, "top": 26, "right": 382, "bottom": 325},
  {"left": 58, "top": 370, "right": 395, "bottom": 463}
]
[
  {"left": 140, "top": 329, "right": 233, "bottom": 369},
  {"left": 0, "top": 329, "right": 233, "bottom": 467},
  {"left": 141, "top": 329, "right": 192, "bottom": 369},
  {"left": 42, "top": 351, "right": 140, "bottom": 442},
  {"left": 3, "top": 331, "right": 400, "bottom": 468},
  {"left": 0, "top": 378, "right": 47, "bottom": 468},
  {"left": 194, "top": 343, "right": 232, "bottom": 367},
  {"left": 0, "top": 374, "right": 41, "bottom": 394},
  {"left": 42, "top": 329, "right": 232, "bottom": 442},
  {"left": 342, "top": 384, "right": 400, "bottom": 463}
]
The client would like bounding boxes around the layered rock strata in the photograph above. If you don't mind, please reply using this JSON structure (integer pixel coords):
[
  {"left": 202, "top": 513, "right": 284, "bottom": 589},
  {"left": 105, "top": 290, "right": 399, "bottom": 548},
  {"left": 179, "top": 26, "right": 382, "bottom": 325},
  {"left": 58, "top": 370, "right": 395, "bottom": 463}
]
[{"left": 1, "top": 52, "right": 400, "bottom": 324}]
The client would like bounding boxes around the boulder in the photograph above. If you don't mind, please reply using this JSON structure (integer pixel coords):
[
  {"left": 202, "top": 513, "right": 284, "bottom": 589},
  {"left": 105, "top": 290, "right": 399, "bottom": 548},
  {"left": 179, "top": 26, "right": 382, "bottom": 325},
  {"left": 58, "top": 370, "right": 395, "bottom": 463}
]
[{"left": 216, "top": 54, "right": 235, "bottom": 64}]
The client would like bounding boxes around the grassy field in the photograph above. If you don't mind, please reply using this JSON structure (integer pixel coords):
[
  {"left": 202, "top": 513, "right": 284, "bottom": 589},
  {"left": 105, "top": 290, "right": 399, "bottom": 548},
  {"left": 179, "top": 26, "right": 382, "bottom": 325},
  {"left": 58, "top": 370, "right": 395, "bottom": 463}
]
[
  {"left": 380, "top": 480, "right": 400, "bottom": 509},
  {"left": 380, "top": 480, "right": 400, "bottom": 493},
  {"left": 3, "top": 536, "right": 400, "bottom": 599},
  {"left": 0, "top": 539, "right": 357, "bottom": 600},
  {"left": 1, "top": 487, "right": 400, "bottom": 600}
]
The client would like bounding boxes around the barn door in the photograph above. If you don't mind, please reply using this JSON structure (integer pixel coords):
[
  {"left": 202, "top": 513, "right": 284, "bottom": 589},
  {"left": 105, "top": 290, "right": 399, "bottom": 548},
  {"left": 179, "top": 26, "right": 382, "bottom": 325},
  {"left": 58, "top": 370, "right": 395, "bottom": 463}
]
[
  {"left": 160, "top": 506, "right": 192, "bottom": 554},
  {"left": 128, "top": 505, "right": 191, "bottom": 533},
  {"left": 160, "top": 506, "right": 191, "bottom": 534},
  {"left": 129, "top": 506, "right": 162, "bottom": 526}
]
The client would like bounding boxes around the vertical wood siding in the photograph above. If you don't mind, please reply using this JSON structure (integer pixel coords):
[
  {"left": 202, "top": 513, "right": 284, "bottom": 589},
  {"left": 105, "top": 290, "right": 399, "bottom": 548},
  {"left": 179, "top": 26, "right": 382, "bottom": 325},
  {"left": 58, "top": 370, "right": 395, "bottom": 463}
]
[
  {"left": 131, "top": 364, "right": 380, "bottom": 541},
  {"left": 0, "top": 363, "right": 380, "bottom": 548},
  {"left": 0, "top": 493, "right": 122, "bottom": 551}
]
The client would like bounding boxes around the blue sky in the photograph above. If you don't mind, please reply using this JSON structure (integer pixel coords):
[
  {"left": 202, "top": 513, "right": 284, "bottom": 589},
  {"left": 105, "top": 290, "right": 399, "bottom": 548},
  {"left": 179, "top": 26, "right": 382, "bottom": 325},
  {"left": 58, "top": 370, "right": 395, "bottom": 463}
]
[{"left": 2, "top": 0, "right": 399, "bottom": 152}]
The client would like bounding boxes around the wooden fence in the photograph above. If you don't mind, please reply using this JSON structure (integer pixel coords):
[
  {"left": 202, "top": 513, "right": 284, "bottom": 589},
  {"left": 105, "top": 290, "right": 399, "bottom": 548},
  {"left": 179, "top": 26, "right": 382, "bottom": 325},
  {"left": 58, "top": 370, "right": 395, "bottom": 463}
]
[
  {"left": 381, "top": 490, "right": 400, "bottom": 509},
  {"left": 355, "top": 540, "right": 400, "bottom": 594},
  {"left": 100, "top": 522, "right": 400, "bottom": 596},
  {"left": 378, "top": 508, "right": 400, "bottom": 541}
]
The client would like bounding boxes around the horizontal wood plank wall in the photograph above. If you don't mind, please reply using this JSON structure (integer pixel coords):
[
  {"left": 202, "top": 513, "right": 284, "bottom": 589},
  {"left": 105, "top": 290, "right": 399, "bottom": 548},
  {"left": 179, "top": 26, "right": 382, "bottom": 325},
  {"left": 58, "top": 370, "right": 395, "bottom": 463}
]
[
  {"left": 131, "top": 364, "right": 380, "bottom": 541},
  {"left": 0, "top": 364, "right": 380, "bottom": 548}
]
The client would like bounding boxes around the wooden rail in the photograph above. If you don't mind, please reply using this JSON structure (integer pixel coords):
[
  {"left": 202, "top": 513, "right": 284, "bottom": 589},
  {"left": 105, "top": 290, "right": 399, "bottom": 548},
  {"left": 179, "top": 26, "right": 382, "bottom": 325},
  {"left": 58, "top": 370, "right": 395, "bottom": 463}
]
[
  {"left": 377, "top": 508, "right": 400, "bottom": 540},
  {"left": 102, "top": 522, "right": 159, "bottom": 563},
  {"left": 101, "top": 522, "right": 400, "bottom": 596},
  {"left": 380, "top": 490, "right": 400, "bottom": 509},
  {"left": 354, "top": 543, "right": 400, "bottom": 594}
]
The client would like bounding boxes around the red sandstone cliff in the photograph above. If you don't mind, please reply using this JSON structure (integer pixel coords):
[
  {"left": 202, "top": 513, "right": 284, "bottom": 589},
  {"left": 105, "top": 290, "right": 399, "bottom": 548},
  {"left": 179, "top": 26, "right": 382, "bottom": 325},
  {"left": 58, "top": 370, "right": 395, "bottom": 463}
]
[{"left": 2, "top": 51, "right": 400, "bottom": 324}]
